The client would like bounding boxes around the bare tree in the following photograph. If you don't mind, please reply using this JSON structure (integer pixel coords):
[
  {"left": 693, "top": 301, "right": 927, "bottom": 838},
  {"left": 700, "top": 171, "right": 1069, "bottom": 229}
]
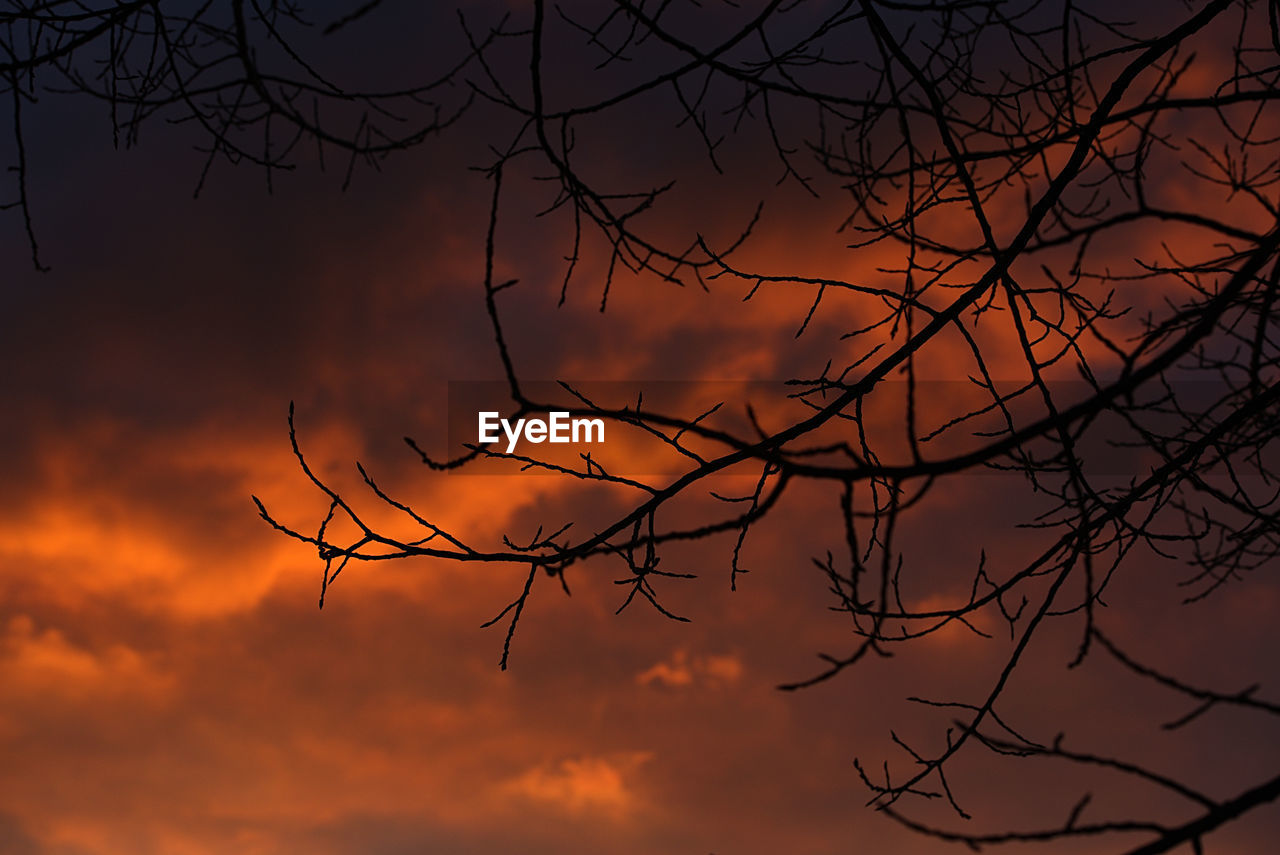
[
  {"left": 8, "top": 0, "right": 1280, "bottom": 851},
  {"left": 2, "top": 0, "right": 485, "bottom": 268}
]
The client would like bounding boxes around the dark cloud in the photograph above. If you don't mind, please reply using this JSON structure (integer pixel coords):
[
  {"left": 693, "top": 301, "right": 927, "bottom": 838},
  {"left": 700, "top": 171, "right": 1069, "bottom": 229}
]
[{"left": 0, "top": 814, "right": 43, "bottom": 855}]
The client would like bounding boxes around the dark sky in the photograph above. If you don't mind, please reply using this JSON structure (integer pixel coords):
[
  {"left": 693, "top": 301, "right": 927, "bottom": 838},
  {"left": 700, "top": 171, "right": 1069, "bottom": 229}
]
[{"left": 3, "top": 2, "right": 1279, "bottom": 853}]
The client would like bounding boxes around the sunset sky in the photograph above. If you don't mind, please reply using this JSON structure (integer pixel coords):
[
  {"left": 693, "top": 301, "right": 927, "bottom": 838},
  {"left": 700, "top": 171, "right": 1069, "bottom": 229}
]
[{"left": 3, "top": 2, "right": 1279, "bottom": 853}]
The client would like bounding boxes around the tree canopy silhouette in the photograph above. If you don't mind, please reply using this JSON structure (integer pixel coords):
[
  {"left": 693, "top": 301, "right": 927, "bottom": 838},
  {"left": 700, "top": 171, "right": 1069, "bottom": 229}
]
[{"left": 7, "top": 0, "right": 1280, "bottom": 851}]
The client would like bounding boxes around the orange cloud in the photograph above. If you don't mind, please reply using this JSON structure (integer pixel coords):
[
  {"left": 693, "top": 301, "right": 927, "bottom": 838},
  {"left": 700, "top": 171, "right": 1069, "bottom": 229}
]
[
  {"left": 636, "top": 649, "right": 744, "bottom": 690},
  {"left": 0, "top": 614, "right": 174, "bottom": 704},
  {"left": 501, "top": 752, "right": 653, "bottom": 817}
]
